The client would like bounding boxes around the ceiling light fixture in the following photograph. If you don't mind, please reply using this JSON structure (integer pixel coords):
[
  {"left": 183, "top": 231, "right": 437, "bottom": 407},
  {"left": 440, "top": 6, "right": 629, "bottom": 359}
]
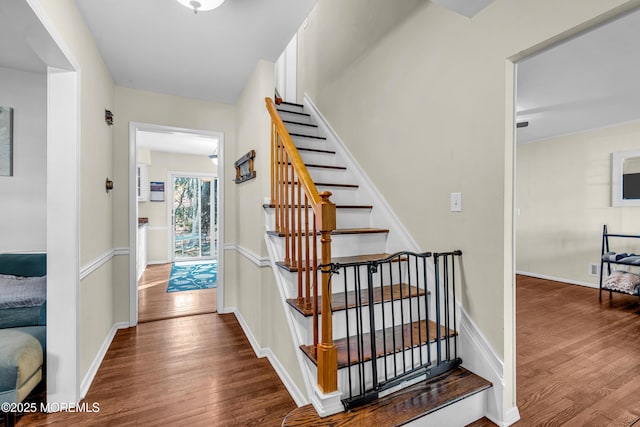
[
  {"left": 175, "top": 0, "right": 225, "bottom": 14},
  {"left": 209, "top": 154, "right": 218, "bottom": 165}
]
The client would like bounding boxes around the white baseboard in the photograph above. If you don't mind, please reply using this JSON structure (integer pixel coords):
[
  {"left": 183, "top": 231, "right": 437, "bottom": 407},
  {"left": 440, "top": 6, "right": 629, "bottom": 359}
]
[
  {"left": 459, "top": 306, "right": 520, "bottom": 426},
  {"left": 80, "top": 321, "right": 129, "bottom": 399},
  {"left": 516, "top": 271, "right": 598, "bottom": 289},
  {"left": 147, "top": 260, "right": 169, "bottom": 265},
  {"left": 227, "top": 307, "right": 307, "bottom": 407}
]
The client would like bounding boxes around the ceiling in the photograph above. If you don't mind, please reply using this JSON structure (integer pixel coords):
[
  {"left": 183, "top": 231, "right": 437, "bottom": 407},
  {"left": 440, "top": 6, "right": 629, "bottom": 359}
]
[
  {"left": 74, "top": 0, "right": 317, "bottom": 104},
  {"left": 516, "top": 8, "right": 640, "bottom": 144},
  {"left": 1, "top": 2, "right": 640, "bottom": 145},
  {"left": 136, "top": 130, "right": 218, "bottom": 156}
]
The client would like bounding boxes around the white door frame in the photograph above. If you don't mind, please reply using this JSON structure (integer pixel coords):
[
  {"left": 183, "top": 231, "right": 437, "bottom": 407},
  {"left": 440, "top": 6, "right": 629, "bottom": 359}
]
[
  {"left": 128, "top": 122, "right": 225, "bottom": 325},
  {"left": 168, "top": 172, "right": 218, "bottom": 263}
]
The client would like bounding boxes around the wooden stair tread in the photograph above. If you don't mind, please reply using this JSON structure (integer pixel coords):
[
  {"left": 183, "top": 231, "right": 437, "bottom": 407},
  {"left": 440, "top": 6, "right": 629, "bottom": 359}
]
[
  {"left": 277, "top": 108, "right": 310, "bottom": 117},
  {"left": 283, "top": 120, "right": 318, "bottom": 128},
  {"left": 283, "top": 146, "right": 335, "bottom": 154},
  {"left": 263, "top": 203, "right": 372, "bottom": 210},
  {"left": 282, "top": 366, "right": 492, "bottom": 427},
  {"left": 280, "top": 101, "right": 304, "bottom": 108},
  {"left": 301, "top": 319, "right": 453, "bottom": 369},
  {"left": 266, "top": 227, "right": 387, "bottom": 238},
  {"left": 287, "top": 181, "right": 358, "bottom": 188},
  {"left": 289, "top": 132, "right": 327, "bottom": 140},
  {"left": 279, "top": 161, "right": 346, "bottom": 170},
  {"left": 275, "top": 253, "right": 406, "bottom": 272},
  {"left": 286, "top": 283, "right": 426, "bottom": 316}
]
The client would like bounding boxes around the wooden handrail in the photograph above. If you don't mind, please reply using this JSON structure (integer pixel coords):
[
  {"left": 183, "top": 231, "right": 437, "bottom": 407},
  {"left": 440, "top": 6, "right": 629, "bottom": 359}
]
[{"left": 265, "top": 97, "right": 338, "bottom": 393}]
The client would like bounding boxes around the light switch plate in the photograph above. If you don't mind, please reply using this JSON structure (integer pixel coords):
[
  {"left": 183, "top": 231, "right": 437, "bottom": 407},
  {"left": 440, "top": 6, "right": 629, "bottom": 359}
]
[{"left": 450, "top": 192, "right": 462, "bottom": 212}]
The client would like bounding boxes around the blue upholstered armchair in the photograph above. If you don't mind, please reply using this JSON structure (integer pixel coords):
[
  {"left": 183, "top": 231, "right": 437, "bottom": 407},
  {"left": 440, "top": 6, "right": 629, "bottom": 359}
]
[{"left": 0, "top": 254, "right": 46, "bottom": 426}]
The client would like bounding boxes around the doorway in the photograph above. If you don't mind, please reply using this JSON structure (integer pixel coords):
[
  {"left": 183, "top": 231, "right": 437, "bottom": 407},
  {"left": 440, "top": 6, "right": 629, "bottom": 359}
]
[
  {"left": 171, "top": 174, "right": 218, "bottom": 262},
  {"left": 130, "top": 123, "right": 224, "bottom": 324},
  {"left": 512, "top": 7, "right": 640, "bottom": 423}
]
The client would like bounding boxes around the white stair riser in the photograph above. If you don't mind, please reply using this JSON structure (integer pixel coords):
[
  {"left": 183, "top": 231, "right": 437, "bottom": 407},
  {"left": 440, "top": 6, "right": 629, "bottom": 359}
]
[
  {"left": 298, "top": 150, "right": 343, "bottom": 167},
  {"left": 405, "top": 389, "right": 488, "bottom": 427},
  {"left": 332, "top": 296, "right": 428, "bottom": 339},
  {"left": 307, "top": 167, "right": 350, "bottom": 184},
  {"left": 278, "top": 110, "right": 313, "bottom": 124},
  {"left": 264, "top": 207, "right": 372, "bottom": 231},
  {"left": 337, "top": 341, "right": 445, "bottom": 397},
  {"left": 291, "top": 135, "right": 330, "bottom": 151},
  {"left": 267, "top": 232, "right": 387, "bottom": 261},
  {"left": 287, "top": 296, "right": 429, "bottom": 342},
  {"left": 285, "top": 122, "right": 320, "bottom": 136},
  {"left": 278, "top": 104, "right": 305, "bottom": 114},
  {"left": 277, "top": 260, "right": 426, "bottom": 296},
  {"left": 314, "top": 186, "right": 364, "bottom": 205}
]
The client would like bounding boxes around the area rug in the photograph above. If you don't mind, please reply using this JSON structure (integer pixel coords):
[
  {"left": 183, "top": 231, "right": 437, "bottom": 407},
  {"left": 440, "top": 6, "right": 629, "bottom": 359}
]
[{"left": 167, "top": 261, "right": 217, "bottom": 293}]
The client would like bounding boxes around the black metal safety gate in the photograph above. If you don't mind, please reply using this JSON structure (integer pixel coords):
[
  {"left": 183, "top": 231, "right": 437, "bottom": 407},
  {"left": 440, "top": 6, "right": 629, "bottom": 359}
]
[{"left": 325, "top": 250, "right": 463, "bottom": 410}]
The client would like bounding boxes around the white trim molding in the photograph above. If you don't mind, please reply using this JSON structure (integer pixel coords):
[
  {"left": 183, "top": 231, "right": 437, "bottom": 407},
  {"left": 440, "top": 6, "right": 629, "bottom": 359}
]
[
  {"left": 80, "top": 321, "right": 129, "bottom": 399},
  {"left": 80, "top": 248, "right": 129, "bottom": 280},
  {"left": 227, "top": 307, "right": 307, "bottom": 407},
  {"left": 459, "top": 306, "right": 520, "bottom": 426},
  {"left": 223, "top": 243, "right": 270, "bottom": 268},
  {"left": 516, "top": 271, "right": 598, "bottom": 289}
]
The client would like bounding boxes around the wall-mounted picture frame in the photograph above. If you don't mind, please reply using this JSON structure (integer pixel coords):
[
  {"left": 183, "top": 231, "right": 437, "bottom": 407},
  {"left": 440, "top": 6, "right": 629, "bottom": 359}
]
[
  {"left": 0, "top": 106, "right": 14, "bottom": 177},
  {"left": 150, "top": 181, "right": 165, "bottom": 202},
  {"left": 234, "top": 149, "right": 256, "bottom": 184}
]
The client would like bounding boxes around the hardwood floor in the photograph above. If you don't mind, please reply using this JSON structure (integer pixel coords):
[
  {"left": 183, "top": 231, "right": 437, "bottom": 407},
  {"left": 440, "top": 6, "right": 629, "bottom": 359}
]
[
  {"left": 16, "top": 313, "right": 296, "bottom": 426},
  {"left": 283, "top": 367, "right": 491, "bottom": 426},
  {"left": 515, "top": 274, "right": 640, "bottom": 426},
  {"left": 9, "top": 273, "right": 640, "bottom": 426},
  {"left": 138, "top": 263, "right": 216, "bottom": 323}
]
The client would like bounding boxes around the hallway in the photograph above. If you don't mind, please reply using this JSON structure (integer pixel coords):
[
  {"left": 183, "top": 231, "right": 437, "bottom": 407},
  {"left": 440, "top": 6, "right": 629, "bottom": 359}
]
[
  {"left": 138, "top": 263, "right": 217, "bottom": 323},
  {"left": 17, "top": 313, "right": 296, "bottom": 426}
]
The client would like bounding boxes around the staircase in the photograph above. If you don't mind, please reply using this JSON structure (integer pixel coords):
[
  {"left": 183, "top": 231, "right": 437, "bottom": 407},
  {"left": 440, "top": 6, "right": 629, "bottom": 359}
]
[{"left": 264, "top": 98, "right": 492, "bottom": 425}]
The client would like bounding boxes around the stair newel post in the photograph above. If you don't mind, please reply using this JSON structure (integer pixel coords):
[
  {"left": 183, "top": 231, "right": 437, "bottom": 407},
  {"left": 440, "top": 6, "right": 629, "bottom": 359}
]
[{"left": 316, "top": 191, "right": 338, "bottom": 393}]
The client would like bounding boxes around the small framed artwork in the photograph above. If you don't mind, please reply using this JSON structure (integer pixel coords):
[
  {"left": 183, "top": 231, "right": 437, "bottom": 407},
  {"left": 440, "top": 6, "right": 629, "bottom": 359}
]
[
  {"left": 0, "top": 106, "right": 14, "bottom": 176},
  {"left": 234, "top": 149, "right": 256, "bottom": 184},
  {"left": 150, "top": 181, "right": 165, "bottom": 202}
]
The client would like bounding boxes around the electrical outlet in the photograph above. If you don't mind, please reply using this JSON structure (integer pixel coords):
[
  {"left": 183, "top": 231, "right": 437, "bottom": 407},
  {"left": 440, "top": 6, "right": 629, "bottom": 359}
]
[{"left": 589, "top": 263, "right": 599, "bottom": 276}]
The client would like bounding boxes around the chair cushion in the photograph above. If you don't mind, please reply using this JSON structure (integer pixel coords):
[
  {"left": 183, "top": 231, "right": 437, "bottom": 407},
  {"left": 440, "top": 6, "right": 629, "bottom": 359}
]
[
  {"left": 0, "top": 329, "right": 43, "bottom": 401},
  {"left": 0, "top": 254, "right": 47, "bottom": 278}
]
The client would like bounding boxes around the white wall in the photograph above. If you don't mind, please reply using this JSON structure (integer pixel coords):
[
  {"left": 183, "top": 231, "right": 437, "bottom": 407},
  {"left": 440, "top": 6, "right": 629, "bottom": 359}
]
[
  {"left": 296, "top": 0, "right": 639, "bottom": 418},
  {"left": 0, "top": 67, "right": 47, "bottom": 252},
  {"left": 138, "top": 150, "right": 217, "bottom": 263},
  {"left": 517, "top": 120, "right": 640, "bottom": 285}
]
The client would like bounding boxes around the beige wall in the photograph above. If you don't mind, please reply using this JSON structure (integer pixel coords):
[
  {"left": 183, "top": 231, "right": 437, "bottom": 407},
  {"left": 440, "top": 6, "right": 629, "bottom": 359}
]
[
  {"left": 37, "top": 0, "right": 116, "bottom": 381},
  {"left": 296, "top": 0, "right": 638, "bottom": 412},
  {"left": 517, "top": 120, "right": 640, "bottom": 284},
  {"left": 113, "top": 86, "right": 235, "bottom": 322},
  {"left": 138, "top": 150, "right": 217, "bottom": 263},
  {"left": 226, "top": 59, "right": 306, "bottom": 394}
]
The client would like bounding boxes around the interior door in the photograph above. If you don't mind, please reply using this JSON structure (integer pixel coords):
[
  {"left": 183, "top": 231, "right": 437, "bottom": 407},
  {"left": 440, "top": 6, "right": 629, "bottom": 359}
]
[{"left": 172, "top": 175, "right": 217, "bottom": 261}]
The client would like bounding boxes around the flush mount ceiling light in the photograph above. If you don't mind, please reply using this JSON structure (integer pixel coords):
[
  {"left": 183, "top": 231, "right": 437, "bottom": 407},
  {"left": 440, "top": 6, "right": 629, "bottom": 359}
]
[{"left": 175, "top": 0, "right": 225, "bottom": 14}]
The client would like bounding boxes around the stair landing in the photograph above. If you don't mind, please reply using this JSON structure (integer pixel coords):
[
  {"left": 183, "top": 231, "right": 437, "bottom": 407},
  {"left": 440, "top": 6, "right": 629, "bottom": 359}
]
[{"left": 282, "top": 366, "right": 492, "bottom": 426}]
